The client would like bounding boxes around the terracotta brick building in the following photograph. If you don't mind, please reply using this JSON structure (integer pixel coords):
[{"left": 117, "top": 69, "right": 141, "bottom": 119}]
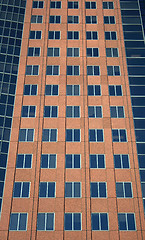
[{"left": 0, "top": 0, "right": 145, "bottom": 239}]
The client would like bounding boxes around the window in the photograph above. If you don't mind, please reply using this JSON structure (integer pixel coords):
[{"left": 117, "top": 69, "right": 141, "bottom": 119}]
[
  {"left": 29, "top": 31, "right": 41, "bottom": 39},
  {"left": 66, "top": 129, "right": 80, "bottom": 142},
  {"left": 109, "top": 85, "right": 122, "bottom": 96},
  {"left": 105, "top": 31, "right": 117, "bottom": 40},
  {"left": 41, "top": 154, "right": 56, "bottom": 168},
  {"left": 19, "top": 129, "right": 34, "bottom": 142},
  {"left": 68, "top": 1, "right": 79, "bottom": 9},
  {"left": 103, "top": 1, "right": 114, "bottom": 9},
  {"left": 86, "top": 31, "right": 98, "bottom": 40},
  {"left": 65, "top": 182, "right": 81, "bottom": 198},
  {"left": 31, "top": 15, "right": 43, "bottom": 23},
  {"left": 64, "top": 213, "right": 81, "bottom": 230},
  {"left": 89, "top": 129, "right": 104, "bottom": 142},
  {"left": 114, "top": 155, "right": 130, "bottom": 169},
  {"left": 49, "top": 15, "right": 61, "bottom": 23},
  {"left": 85, "top": 2, "right": 96, "bottom": 9},
  {"left": 107, "top": 66, "right": 120, "bottom": 76},
  {"left": 67, "top": 66, "right": 79, "bottom": 75},
  {"left": 67, "top": 31, "right": 79, "bottom": 40},
  {"left": 68, "top": 16, "right": 79, "bottom": 24},
  {"left": 67, "top": 48, "right": 79, "bottom": 57},
  {"left": 88, "top": 106, "right": 102, "bottom": 118},
  {"left": 9, "top": 213, "right": 28, "bottom": 231},
  {"left": 87, "top": 66, "right": 100, "bottom": 75},
  {"left": 106, "top": 48, "right": 119, "bottom": 57},
  {"left": 39, "top": 182, "right": 55, "bottom": 198},
  {"left": 87, "top": 48, "right": 99, "bottom": 57},
  {"left": 37, "top": 213, "right": 54, "bottom": 231},
  {"left": 86, "top": 16, "right": 97, "bottom": 24},
  {"left": 90, "top": 154, "right": 105, "bottom": 168},
  {"left": 88, "top": 85, "right": 101, "bottom": 96},
  {"left": 50, "top": 1, "right": 61, "bottom": 8},
  {"left": 33, "top": 1, "right": 44, "bottom": 8},
  {"left": 90, "top": 182, "right": 107, "bottom": 198},
  {"left": 44, "top": 106, "right": 58, "bottom": 118},
  {"left": 21, "top": 106, "right": 36, "bottom": 118},
  {"left": 91, "top": 213, "right": 109, "bottom": 231},
  {"left": 65, "top": 154, "right": 81, "bottom": 168},
  {"left": 112, "top": 129, "right": 127, "bottom": 142},
  {"left": 16, "top": 154, "right": 32, "bottom": 169},
  {"left": 28, "top": 47, "right": 40, "bottom": 57},
  {"left": 104, "top": 16, "right": 115, "bottom": 24},
  {"left": 66, "top": 106, "right": 80, "bottom": 118},
  {"left": 118, "top": 213, "right": 136, "bottom": 231},
  {"left": 47, "top": 48, "right": 60, "bottom": 57},
  {"left": 48, "top": 31, "right": 60, "bottom": 39},
  {"left": 24, "top": 85, "right": 37, "bottom": 95},
  {"left": 42, "top": 129, "right": 57, "bottom": 142},
  {"left": 116, "top": 182, "right": 133, "bottom": 198},
  {"left": 45, "top": 85, "right": 59, "bottom": 95},
  {"left": 110, "top": 106, "right": 125, "bottom": 118},
  {"left": 46, "top": 65, "right": 59, "bottom": 75},
  {"left": 13, "top": 182, "right": 30, "bottom": 198},
  {"left": 66, "top": 85, "right": 80, "bottom": 96},
  {"left": 25, "top": 65, "right": 39, "bottom": 75}
]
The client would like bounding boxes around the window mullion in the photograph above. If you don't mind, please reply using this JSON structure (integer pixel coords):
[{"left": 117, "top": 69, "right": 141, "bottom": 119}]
[{"left": 17, "top": 213, "right": 20, "bottom": 230}]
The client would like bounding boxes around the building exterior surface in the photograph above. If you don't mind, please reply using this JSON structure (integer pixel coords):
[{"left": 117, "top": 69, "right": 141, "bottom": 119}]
[{"left": 0, "top": 0, "right": 145, "bottom": 239}]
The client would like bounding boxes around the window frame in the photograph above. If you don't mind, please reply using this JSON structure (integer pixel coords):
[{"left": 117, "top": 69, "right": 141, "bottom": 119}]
[
  {"left": 44, "top": 106, "right": 58, "bottom": 118},
  {"left": 67, "top": 31, "right": 79, "bottom": 40},
  {"left": 45, "top": 85, "right": 59, "bottom": 96},
  {"left": 118, "top": 213, "right": 136, "bottom": 231},
  {"left": 91, "top": 213, "right": 109, "bottom": 231},
  {"left": 67, "top": 48, "right": 80, "bottom": 57},
  {"left": 90, "top": 154, "right": 105, "bottom": 169},
  {"left": 19, "top": 129, "right": 34, "bottom": 142},
  {"left": 37, "top": 213, "right": 55, "bottom": 231},
  {"left": 68, "top": 16, "right": 79, "bottom": 24},
  {"left": 109, "top": 85, "right": 123, "bottom": 96},
  {"left": 50, "top": 1, "right": 61, "bottom": 8},
  {"left": 41, "top": 154, "right": 57, "bottom": 169},
  {"left": 47, "top": 48, "right": 60, "bottom": 57},
  {"left": 103, "top": 1, "right": 114, "bottom": 9},
  {"left": 65, "top": 154, "right": 81, "bottom": 168},
  {"left": 39, "top": 182, "right": 56, "bottom": 198},
  {"left": 49, "top": 15, "right": 61, "bottom": 24},
  {"left": 65, "top": 182, "right": 81, "bottom": 198},
  {"left": 9, "top": 213, "right": 28, "bottom": 231},
  {"left": 66, "top": 129, "right": 81, "bottom": 142},
  {"left": 24, "top": 85, "right": 37, "bottom": 96},
  {"left": 90, "top": 182, "right": 107, "bottom": 198},
  {"left": 110, "top": 106, "right": 125, "bottom": 118},
  {"left": 25, "top": 65, "right": 39, "bottom": 75},
  {"left": 107, "top": 66, "right": 121, "bottom": 76},
  {"left": 64, "top": 213, "right": 82, "bottom": 231},
  {"left": 88, "top": 106, "right": 102, "bottom": 118},
  {"left": 87, "top": 48, "right": 99, "bottom": 57},
  {"left": 106, "top": 48, "right": 119, "bottom": 57},
  {"left": 112, "top": 129, "right": 127, "bottom": 142},
  {"left": 66, "top": 106, "right": 80, "bottom": 118},
  {"left": 116, "top": 182, "right": 133, "bottom": 198},
  {"left": 86, "top": 31, "right": 98, "bottom": 40},
  {"left": 68, "top": 1, "right": 79, "bottom": 9},
  {"left": 21, "top": 105, "right": 36, "bottom": 118},
  {"left": 13, "top": 182, "right": 30, "bottom": 198},
  {"left": 29, "top": 30, "right": 42, "bottom": 39},
  {"left": 28, "top": 47, "right": 41, "bottom": 57},
  {"left": 66, "top": 85, "right": 80, "bottom": 96},
  {"left": 42, "top": 129, "right": 57, "bottom": 142},
  {"left": 114, "top": 154, "right": 130, "bottom": 169},
  {"left": 88, "top": 85, "right": 101, "bottom": 96},
  {"left": 86, "top": 16, "right": 97, "bottom": 24},
  {"left": 105, "top": 31, "right": 117, "bottom": 40},
  {"left": 46, "top": 65, "right": 59, "bottom": 75},
  {"left": 33, "top": 1, "right": 44, "bottom": 8},
  {"left": 67, "top": 65, "right": 80, "bottom": 75},
  {"left": 48, "top": 31, "right": 60, "bottom": 40},
  {"left": 85, "top": 1, "right": 97, "bottom": 9},
  {"left": 104, "top": 16, "right": 115, "bottom": 24},
  {"left": 31, "top": 15, "right": 43, "bottom": 23},
  {"left": 89, "top": 129, "right": 104, "bottom": 142},
  {"left": 16, "top": 154, "right": 32, "bottom": 169}
]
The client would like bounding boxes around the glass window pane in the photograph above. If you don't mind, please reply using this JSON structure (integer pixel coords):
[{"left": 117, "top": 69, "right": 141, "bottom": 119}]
[
  {"left": 74, "top": 213, "right": 81, "bottom": 230},
  {"left": 37, "top": 213, "right": 45, "bottom": 230},
  {"left": 19, "top": 213, "right": 27, "bottom": 230},
  {"left": 46, "top": 213, "right": 54, "bottom": 230},
  {"left": 65, "top": 213, "right": 72, "bottom": 230}
]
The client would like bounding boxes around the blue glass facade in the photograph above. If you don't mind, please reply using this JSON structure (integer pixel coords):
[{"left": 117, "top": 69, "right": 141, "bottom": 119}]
[
  {"left": 120, "top": 0, "right": 145, "bottom": 212},
  {"left": 0, "top": 0, "right": 26, "bottom": 212}
]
